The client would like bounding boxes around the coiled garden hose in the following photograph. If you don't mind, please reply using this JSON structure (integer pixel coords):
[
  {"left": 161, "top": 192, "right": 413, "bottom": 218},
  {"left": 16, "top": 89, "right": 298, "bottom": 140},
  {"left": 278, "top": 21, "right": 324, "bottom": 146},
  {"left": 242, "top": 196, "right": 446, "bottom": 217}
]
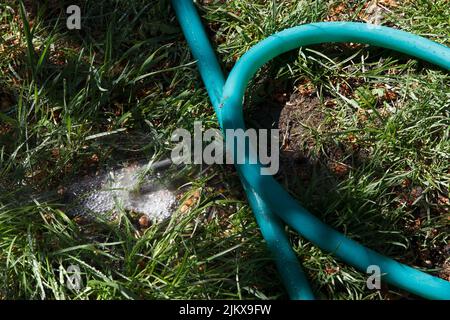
[{"left": 171, "top": 0, "right": 450, "bottom": 300}]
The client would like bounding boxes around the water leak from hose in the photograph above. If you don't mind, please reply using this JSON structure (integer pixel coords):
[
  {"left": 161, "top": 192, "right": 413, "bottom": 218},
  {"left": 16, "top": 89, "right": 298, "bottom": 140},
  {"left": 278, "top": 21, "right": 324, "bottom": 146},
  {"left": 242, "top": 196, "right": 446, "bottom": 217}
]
[{"left": 64, "top": 161, "right": 177, "bottom": 222}]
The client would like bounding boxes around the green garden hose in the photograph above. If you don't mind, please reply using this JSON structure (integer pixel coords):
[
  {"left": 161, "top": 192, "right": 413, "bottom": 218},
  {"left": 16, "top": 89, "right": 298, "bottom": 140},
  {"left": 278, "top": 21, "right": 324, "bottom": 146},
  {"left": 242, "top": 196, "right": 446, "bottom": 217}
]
[{"left": 172, "top": 0, "right": 450, "bottom": 300}]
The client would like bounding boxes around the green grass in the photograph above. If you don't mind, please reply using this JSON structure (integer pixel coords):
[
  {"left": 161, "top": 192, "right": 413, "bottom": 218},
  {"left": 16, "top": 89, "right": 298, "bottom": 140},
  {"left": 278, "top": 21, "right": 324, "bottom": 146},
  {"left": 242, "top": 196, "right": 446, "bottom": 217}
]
[{"left": 0, "top": 0, "right": 449, "bottom": 300}]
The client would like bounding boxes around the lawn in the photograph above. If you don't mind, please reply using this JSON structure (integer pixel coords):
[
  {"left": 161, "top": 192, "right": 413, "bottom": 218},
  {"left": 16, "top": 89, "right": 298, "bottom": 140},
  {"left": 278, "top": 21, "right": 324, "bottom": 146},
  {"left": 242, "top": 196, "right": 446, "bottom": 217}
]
[{"left": 0, "top": 0, "right": 448, "bottom": 299}]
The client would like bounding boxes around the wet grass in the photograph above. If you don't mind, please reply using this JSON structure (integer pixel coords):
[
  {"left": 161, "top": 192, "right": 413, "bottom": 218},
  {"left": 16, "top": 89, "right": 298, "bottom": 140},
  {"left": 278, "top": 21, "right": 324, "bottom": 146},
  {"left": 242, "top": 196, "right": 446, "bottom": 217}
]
[{"left": 0, "top": 0, "right": 448, "bottom": 299}]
